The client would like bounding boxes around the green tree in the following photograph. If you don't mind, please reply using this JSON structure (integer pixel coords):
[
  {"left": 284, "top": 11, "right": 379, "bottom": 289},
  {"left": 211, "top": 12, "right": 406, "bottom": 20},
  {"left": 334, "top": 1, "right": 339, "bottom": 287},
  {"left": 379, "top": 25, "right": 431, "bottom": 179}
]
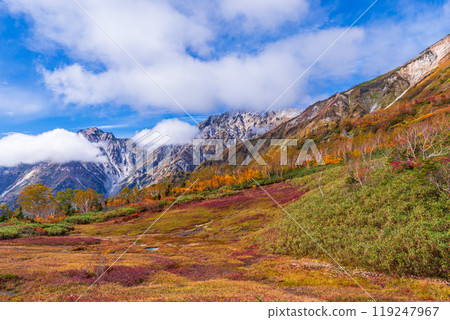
[
  {"left": 15, "top": 206, "right": 24, "bottom": 220},
  {"left": 55, "top": 189, "right": 76, "bottom": 216},
  {"left": 0, "top": 204, "right": 13, "bottom": 222},
  {"left": 164, "top": 183, "right": 171, "bottom": 197}
]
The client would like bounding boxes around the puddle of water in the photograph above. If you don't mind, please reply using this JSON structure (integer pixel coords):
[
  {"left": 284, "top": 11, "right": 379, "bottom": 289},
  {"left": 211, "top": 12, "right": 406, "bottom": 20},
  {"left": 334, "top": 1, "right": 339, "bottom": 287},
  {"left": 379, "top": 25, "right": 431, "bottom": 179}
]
[{"left": 145, "top": 247, "right": 159, "bottom": 251}]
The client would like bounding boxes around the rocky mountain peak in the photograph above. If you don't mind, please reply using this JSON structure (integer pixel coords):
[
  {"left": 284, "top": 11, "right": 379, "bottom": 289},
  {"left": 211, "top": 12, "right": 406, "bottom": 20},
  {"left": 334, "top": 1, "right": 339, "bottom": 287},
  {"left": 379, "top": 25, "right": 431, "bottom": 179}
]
[
  {"left": 79, "top": 127, "right": 118, "bottom": 143},
  {"left": 397, "top": 34, "right": 450, "bottom": 86},
  {"left": 199, "top": 109, "right": 300, "bottom": 141}
]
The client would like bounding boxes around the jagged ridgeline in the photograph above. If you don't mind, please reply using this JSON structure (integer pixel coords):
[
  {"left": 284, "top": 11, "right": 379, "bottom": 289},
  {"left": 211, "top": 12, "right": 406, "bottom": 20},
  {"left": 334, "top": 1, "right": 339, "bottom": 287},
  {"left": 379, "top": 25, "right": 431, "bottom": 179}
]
[{"left": 0, "top": 110, "right": 300, "bottom": 203}]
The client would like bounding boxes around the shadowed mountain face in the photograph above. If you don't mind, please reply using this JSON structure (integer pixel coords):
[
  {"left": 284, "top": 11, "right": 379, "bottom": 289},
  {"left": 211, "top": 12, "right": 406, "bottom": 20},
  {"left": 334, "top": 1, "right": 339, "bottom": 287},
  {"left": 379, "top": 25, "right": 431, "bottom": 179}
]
[{"left": 1, "top": 35, "right": 448, "bottom": 203}]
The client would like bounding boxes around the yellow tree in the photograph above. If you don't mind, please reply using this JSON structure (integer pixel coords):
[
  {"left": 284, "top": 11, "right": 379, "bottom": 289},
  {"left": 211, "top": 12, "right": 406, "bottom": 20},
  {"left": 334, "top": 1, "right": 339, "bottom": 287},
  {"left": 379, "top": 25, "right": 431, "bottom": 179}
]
[
  {"left": 73, "top": 189, "right": 103, "bottom": 213},
  {"left": 16, "top": 183, "right": 56, "bottom": 218}
]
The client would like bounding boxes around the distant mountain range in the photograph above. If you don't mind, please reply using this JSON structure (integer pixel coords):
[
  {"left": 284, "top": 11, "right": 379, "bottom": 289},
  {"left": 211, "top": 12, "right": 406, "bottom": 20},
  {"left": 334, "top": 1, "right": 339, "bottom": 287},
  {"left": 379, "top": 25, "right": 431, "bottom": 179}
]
[
  {"left": 0, "top": 109, "right": 300, "bottom": 203},
  {"left": 1, "top": 34, "right": 449, "bottom": 204}
]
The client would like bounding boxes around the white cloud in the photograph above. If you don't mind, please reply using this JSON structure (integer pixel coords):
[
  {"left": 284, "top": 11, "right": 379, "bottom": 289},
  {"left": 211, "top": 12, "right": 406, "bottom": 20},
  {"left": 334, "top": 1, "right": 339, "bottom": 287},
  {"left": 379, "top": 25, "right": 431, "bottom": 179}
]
[
  {"left": 220, "top": 0, "right": 309, "bottom": 30},
  {"left": 0, "top": 129, "right": 105, "bottom": 167},
  {"left": 151, "top": 118, "right": 200, "bottom": 145},
  {"left": 3, "top": 0, "right": 450, "bottom": 116},
  {"left": 5, "top": 0, "right": 365, "bottom": 112},
  {"left": 131, "top": 119, "right": 199, "bottom": 153},
  {"left": 41, "top": 26, "right": 365, "bottom": 112}
]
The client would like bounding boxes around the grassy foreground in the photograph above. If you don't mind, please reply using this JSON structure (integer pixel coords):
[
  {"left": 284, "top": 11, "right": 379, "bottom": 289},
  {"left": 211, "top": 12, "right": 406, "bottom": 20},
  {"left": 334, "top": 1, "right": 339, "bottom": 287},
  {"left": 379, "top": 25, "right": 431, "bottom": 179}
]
[
  {"left": 0, "top": 166, "right": 448, "bottom": 301},
  {"left": 265, "top": 162, "right": 449, "bottom": 279}
]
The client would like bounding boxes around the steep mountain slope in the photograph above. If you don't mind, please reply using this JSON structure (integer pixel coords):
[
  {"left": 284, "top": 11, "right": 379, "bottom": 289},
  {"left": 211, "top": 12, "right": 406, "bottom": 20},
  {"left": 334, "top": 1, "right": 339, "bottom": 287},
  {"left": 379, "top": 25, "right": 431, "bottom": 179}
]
[
  {"left": 268, "top": 35, "right": 449, "bottom": 141},
  {"left": 79, "top": 127, "right": 136, "bottom": 192},
  {"left": 217, "top": 37, "right": 445, "bottom": 167},
  {"left": 200, "top": 109, "right": 300, "bottom": 140},
  {"left": 211, "top": 35, "right": 449, "bottom": 166}
]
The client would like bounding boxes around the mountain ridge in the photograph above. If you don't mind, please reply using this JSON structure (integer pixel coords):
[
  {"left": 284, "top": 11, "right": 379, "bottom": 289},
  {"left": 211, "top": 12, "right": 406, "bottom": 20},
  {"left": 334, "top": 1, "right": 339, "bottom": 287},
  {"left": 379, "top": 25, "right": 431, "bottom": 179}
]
[{"left": 0, "top": 109, "right": 300, "bottom": 203}]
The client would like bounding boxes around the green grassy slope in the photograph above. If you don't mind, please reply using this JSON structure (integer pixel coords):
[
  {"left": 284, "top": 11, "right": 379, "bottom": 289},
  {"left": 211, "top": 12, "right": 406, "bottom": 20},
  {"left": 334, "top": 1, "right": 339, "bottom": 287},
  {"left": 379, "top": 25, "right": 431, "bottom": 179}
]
[{"left": 262, "top": 160, "right": 449, "bottom": 279}]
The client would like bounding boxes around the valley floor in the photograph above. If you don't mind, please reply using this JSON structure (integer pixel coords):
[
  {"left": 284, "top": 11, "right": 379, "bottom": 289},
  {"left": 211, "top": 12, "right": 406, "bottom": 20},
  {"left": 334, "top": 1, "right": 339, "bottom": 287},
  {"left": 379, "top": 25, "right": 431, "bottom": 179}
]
[{"left": 0, "top": 183, "right": 448, "bottom": 302}]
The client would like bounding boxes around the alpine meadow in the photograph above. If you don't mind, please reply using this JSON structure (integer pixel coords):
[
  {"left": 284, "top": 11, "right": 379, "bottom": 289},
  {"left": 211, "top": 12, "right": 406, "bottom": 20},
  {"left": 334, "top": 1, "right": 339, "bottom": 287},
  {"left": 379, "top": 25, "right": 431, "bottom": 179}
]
[{"left": 0, "top": 0, "right": 449, "bottom": 310}]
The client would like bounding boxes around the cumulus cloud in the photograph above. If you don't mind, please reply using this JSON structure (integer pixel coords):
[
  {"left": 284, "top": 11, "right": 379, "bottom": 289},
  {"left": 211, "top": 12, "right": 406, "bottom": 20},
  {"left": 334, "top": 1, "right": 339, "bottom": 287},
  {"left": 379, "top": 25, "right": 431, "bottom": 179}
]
[
  {"left": 4, "top": 0, "right": 364, "bottom": 112},
  {"left": 42, "top": 26, "right": 366, "bottom": 112},
  {"left": 3, "top": 0, "right": 450, "bottom": 116},
  {"left": 0, "top": 129, "right": 105, "bottom": 167}
]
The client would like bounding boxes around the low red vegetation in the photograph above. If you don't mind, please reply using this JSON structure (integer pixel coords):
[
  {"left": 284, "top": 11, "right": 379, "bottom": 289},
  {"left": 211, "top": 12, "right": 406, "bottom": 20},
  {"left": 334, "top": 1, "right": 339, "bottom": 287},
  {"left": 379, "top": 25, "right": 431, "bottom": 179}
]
[
  {"left": 250, "top": 183, "right": 307, "bottom": 205},
  {"left": 178, "top": 183, "right": 305, "bottom": 212},
  {"left": 391, "top": 159, "right": 421, "bottom": 171},
  {"left": 169, "top": 263, "right": 241, "bottom": 281},
  {"left": 60, "top": 269, "right": 92, "bottom": 283},
  {"left": 148, "top": 256, "right": 244, "bottom": 281},
  {"left": 4, "top": 237, "right": 101, "bottom": 246},
  {"left": 235, "top": 213, "right": 265, "bottom": 224},
  {"left": 60, "top": 265, "right": 151, "bottom": 287},
  {"left": 150, "top": 256, "right": 181, "bottom": 270},
  {"left": 101, "top": 266, "right": 151, "bottom": 286},
  {"left": 229, "top": 244, "right": 263, "bottom": 266}
]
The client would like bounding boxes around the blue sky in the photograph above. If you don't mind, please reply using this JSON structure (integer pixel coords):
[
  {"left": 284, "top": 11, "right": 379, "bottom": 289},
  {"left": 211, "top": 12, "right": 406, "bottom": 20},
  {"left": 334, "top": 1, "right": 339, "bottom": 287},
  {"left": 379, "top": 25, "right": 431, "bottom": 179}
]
[{"left": 0, "top": 0, "right": 449, "bottom": 138}]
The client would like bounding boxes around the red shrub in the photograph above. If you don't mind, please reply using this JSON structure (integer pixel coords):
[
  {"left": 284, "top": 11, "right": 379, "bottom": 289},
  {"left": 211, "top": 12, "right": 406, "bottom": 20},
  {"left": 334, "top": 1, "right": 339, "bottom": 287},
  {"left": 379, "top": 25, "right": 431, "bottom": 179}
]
[
  {"left": 177, "top": 183, "right": 305, "bottom": 212},
  {"left": 229, "top": 244, "right": 263, "bottom": 265},
  {"left": 391, "top": 159, "right": 421, "bottom": 171}
]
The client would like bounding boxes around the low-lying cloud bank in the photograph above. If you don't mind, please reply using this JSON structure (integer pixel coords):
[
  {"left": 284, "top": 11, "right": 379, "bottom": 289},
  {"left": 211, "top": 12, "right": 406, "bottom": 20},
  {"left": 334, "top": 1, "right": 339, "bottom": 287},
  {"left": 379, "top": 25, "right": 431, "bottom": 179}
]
[
  {"left": 0, "top": 129, "right": 105, "bottom": 167},
  {"left": 152, "top": 119, "right": 201, "bottom": 145},
  {"left": 132, "top": 119, "right": 201, "bottom": 152}
]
